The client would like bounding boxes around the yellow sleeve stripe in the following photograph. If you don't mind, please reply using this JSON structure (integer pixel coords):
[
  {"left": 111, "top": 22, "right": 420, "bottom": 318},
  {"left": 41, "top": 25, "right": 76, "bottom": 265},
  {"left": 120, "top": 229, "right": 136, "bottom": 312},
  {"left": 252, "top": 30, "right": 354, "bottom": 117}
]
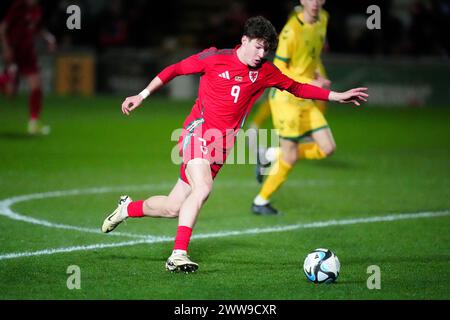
[{"left": 274, "top": 55, "right": 290, "bottom": 63}]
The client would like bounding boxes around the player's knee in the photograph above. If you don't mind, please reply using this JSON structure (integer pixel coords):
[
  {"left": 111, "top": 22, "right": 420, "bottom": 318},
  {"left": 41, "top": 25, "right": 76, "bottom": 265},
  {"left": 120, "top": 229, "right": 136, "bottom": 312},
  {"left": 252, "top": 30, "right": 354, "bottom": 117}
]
[
  {"left": 322, "top": 144, "right": 336, "bottom": 157},
  {"left": 282, "top": 149, "right": 298, "bottom": 165},
  {"left": 192, "top": 182, "right": 213, "bottom": 203},
  {"left": 27, "top": 74, "right": 42, "bottom": 90}
]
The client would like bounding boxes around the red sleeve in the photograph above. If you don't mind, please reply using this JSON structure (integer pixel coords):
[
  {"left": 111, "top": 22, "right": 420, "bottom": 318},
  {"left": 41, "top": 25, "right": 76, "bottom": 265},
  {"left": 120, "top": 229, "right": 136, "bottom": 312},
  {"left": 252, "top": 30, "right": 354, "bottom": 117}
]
[
  {"left": 263, "top": 61, "right": 330, "bottom": 101},
  {"left": 287, "top": 82, "right": 330, "bottom": 101},
  {"left": 263, "top": 61, "right": 294, "bottom": 91},
  {"left": 157, "top": 48, "right": 214, "bottom": 84}
]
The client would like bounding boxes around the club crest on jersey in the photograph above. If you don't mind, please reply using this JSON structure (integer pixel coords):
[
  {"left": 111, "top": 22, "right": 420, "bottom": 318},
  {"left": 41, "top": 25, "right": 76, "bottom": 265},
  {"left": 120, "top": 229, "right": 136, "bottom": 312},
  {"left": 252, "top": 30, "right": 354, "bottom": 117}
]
[{"left": 249, "top": 71, "right": 258, "bottom": 83}]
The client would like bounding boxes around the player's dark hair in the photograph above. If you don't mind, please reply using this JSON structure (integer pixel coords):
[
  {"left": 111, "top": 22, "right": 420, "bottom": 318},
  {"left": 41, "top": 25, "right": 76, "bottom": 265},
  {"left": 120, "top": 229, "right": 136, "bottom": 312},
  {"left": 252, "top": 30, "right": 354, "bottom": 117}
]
[{"left": 243, "top": 16, "right": 278, "bottom": 51}]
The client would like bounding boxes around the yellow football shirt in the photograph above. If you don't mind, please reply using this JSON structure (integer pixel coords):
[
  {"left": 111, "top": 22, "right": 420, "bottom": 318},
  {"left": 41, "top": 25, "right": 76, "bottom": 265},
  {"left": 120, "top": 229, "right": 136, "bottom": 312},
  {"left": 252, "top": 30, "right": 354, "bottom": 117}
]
[
  {"left": 274, "top": 9, "right": 329, "bottom": 85},
  {"left": 269, "top": 8, "right": 330, "bottom": 138}
]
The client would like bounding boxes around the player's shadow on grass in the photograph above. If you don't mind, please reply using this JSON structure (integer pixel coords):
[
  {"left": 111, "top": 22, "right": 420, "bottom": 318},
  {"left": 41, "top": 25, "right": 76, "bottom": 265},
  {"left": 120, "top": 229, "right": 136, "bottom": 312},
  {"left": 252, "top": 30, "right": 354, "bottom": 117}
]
[{"left": 0, "top": 131, "right": 42, "bottom": 140}]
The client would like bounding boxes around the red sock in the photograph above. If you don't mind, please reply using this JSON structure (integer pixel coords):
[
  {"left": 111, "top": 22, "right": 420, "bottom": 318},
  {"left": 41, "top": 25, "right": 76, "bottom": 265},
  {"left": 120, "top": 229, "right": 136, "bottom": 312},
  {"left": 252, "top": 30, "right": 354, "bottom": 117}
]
[
  {"left": 127, "top": 200, "right": 144, "bottom": 217},
  {"left": 29, "top": 88, "right": 42, "bottom": 120},
  {"left": 173, "top": 226, "right": 193, "bottom": 251}
]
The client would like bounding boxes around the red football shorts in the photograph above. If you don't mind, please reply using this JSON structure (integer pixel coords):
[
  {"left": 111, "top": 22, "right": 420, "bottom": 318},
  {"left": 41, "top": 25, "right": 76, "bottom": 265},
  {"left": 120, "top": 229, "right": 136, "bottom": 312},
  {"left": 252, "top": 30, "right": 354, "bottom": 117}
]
[
  {"left": 178, "top": 122, "right": 236, "bottom": 185},
  {"left": 12, "top": 46, "right": 39, "bottom": 76}
]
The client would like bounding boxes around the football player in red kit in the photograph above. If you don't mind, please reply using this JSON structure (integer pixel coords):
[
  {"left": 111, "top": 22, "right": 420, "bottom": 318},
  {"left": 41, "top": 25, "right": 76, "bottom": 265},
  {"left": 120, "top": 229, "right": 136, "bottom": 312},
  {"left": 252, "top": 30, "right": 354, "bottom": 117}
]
[
  {"left": 101, "top": 16, "right": 368, "bottom": 272},
  {"left": 0, "top": 0, "right": 56, "bottom": 135}
]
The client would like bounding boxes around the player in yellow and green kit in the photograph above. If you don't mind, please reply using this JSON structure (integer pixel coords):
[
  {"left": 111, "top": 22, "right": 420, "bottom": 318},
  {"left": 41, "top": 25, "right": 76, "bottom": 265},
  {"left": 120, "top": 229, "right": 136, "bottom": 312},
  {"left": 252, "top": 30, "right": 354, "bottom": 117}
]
[
  {"left": 248, "top": 3, "right": 329, "bottom": 131},
  {"left": 252, "top": 0, "right": 334, "bottom": 215}
]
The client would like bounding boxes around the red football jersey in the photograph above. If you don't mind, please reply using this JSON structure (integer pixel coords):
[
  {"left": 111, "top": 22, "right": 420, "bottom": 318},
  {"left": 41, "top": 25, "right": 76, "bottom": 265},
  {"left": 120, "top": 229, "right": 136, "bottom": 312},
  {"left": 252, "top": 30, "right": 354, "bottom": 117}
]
[
  {"left": 158, "top": 47, "right": 330, "bottom": 134},
  {"left": 3, "top": 0, "right": 43, "bottom": 50}
]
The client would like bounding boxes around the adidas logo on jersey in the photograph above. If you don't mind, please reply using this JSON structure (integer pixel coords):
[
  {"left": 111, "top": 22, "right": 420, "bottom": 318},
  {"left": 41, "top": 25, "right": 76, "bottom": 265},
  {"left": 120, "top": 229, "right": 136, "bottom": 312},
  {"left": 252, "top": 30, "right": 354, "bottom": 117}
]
[{"left": 219, "top": 71, "right": 230, "bottom": 80}]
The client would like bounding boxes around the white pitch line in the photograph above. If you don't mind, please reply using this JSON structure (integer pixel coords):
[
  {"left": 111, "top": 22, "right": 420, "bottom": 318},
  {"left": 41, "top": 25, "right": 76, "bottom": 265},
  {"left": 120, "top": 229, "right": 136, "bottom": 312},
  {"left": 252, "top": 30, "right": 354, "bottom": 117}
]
[
  {"left": 0, "top": 180, "right": 360, "bottom": 239},
  {"left": 0, "top": 184, "right": 177, "bottom": 239},
  {"left": 0, "top": 210, "right": 447, "bottom": 261}
]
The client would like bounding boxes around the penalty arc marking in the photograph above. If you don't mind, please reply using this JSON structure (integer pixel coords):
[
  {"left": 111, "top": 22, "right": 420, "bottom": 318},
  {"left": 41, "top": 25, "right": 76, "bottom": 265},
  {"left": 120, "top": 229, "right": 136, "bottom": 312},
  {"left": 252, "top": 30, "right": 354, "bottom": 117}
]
[
  {"left": 0, "top": 184, "right": 448, "bottom": 260},
  {"left": 0, "top": 180, "right": 367, "bottom": 238}
]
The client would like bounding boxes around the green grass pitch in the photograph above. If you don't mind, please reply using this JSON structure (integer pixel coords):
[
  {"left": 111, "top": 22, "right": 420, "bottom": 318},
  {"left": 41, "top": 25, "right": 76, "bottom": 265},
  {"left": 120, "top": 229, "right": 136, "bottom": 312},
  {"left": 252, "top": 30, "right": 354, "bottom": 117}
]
[{"left": 0, "top": 94, "right": 449, "bottom": 300}]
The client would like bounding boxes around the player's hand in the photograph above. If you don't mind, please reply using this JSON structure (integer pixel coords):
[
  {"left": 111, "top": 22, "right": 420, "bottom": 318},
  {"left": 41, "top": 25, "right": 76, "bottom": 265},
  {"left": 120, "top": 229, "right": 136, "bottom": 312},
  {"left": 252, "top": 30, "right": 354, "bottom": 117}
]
[
  {"left": 329, "top": 88, "right": 368, "bottom": 106},
  {"left": 121, "top": 95, "right": 143, "bottom": 115}
]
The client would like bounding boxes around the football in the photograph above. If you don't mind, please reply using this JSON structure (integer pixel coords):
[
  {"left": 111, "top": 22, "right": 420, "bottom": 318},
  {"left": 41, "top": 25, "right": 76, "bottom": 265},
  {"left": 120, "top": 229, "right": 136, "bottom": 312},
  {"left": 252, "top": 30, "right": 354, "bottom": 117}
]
[{"left": 303, "top": 248, "right": 340, "bottom": 284}]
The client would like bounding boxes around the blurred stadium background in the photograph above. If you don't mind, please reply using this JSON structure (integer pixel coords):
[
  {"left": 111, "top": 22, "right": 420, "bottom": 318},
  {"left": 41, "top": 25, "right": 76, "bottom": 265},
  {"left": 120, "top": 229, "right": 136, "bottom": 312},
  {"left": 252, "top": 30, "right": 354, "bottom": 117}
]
[
  {"left": 1, "top": 0, "right": 449, "bottom": 103},
  {"left": 0, "top": 0, "right": 449, "bottom": 302}
]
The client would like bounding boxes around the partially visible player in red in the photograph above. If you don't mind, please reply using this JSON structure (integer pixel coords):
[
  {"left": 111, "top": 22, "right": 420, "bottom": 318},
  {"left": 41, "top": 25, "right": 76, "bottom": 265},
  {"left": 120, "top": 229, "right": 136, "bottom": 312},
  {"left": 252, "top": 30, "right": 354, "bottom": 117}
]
[
  {"left": 101, "top": 16, "right": 368, "bottom": 273},
  {"left": 0, "top": 0, "right": 56, "bottom": 135}
]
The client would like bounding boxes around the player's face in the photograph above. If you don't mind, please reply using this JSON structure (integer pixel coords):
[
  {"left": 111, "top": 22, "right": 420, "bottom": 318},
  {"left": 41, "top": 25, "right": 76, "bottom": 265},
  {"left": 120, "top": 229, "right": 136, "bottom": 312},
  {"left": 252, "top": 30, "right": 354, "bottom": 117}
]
[
  {"left": 241, "top": 37, "right": 269, "bottom": 67},
  {"left": 301, "top": 0, "right": 324, "bottom": 19}
]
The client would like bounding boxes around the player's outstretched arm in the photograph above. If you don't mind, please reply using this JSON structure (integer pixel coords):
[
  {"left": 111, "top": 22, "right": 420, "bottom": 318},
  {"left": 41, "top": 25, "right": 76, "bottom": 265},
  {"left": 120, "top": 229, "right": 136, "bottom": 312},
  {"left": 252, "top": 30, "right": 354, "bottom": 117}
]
[
  {"left": 328, "top": 87, "right": 368, "bottom": 106},
  {"left": 121, "top": 50, "right": 205, "bottom": 115},
  {"left": 121, "top": 76, "right": 164, "bottom": 115}
]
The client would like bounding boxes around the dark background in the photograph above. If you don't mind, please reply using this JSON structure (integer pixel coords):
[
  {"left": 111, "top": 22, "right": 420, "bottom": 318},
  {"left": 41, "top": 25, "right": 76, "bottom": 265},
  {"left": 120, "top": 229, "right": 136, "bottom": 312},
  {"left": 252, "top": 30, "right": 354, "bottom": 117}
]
[{"left": 1, "top": 0, "right": 449, "bottom": 57}]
